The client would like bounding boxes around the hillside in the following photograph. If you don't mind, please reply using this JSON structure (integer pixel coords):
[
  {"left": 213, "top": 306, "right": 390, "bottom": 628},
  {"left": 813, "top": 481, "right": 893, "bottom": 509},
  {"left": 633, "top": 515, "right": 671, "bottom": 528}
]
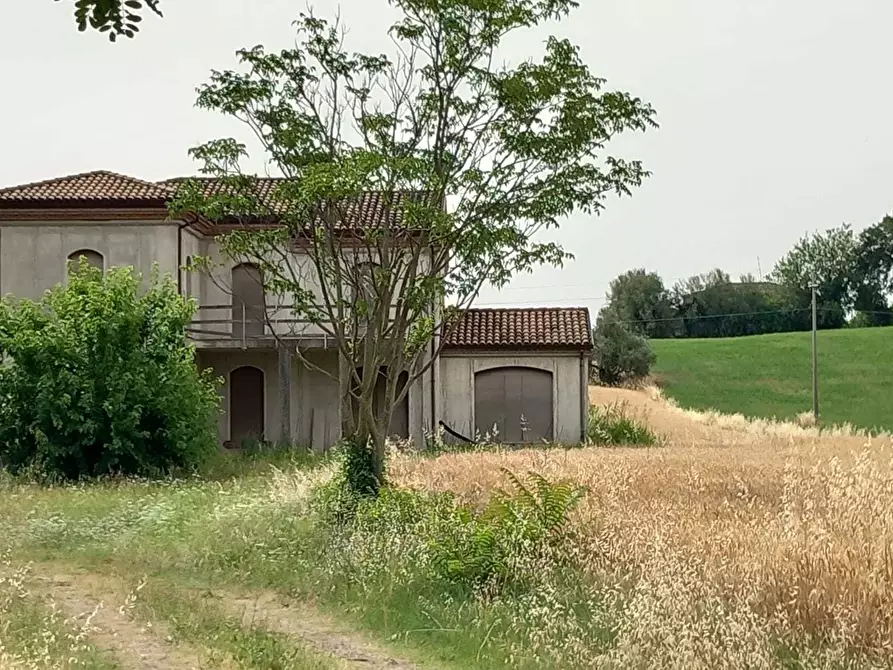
[{"left": 651, "top": 327, "right": 893, "bottom": 432}]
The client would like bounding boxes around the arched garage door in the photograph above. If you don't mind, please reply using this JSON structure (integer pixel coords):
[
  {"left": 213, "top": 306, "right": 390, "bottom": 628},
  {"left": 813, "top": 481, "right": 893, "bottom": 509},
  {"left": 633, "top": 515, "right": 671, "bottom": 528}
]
[{"left": 474, "top": 367, "right": 553, "bottom": 443}]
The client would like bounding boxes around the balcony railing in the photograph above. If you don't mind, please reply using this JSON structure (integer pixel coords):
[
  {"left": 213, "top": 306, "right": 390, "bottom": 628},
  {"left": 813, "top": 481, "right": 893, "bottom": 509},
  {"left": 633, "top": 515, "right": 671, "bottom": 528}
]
[{"left": 187, "top": 303, "right": 336, "bottom": 349}]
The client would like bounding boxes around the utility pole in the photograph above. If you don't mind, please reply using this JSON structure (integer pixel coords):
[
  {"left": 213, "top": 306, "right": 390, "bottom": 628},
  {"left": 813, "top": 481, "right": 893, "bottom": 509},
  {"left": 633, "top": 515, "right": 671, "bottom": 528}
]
[{"left": 810, "top": 280, "right": 819, "bottom": 422}]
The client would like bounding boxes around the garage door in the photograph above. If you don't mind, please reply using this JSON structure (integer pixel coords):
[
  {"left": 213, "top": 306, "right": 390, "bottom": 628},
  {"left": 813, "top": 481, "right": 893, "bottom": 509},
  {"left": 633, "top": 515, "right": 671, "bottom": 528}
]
[{"left": 474, "top": 367, "right": 553, "bottom": 443}]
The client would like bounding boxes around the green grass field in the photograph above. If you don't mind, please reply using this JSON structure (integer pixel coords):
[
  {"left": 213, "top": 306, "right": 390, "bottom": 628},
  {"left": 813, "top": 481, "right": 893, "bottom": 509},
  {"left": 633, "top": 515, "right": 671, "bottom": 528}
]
[{"left": 651, "top": 327, "right": 893, "bottom": 432}]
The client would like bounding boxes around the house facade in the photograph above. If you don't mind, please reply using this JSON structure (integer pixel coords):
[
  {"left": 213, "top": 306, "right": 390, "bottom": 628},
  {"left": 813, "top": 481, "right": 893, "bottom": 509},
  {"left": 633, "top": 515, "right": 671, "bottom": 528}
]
[{"left": 0, "top": 170, "right": 592, "bottom": 449}]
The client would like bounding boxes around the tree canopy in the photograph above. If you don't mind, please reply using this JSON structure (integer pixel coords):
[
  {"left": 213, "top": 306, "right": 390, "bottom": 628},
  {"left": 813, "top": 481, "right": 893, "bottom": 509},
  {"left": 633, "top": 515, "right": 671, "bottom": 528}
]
[
  {"left": 172, "top": 0, "right": 656, "bottom": 490},
  {"left": 57, "top": 0, "right": 160, "bottom": 40},
  {"left": 603, "top": 269, "right": 675, "bottom": 338}
]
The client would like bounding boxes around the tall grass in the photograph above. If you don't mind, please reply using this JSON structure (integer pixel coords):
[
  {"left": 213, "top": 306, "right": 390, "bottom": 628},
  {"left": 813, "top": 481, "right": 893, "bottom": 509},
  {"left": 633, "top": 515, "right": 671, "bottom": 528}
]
[
  {"left": 3, "top": 423, "right": 893, "bottom": 668},
  {"left": 588, "top": 402, "right": 659, "bottom": 446},
  {"left": 393, "top": 439, "right": 893, "bottom": 668}
]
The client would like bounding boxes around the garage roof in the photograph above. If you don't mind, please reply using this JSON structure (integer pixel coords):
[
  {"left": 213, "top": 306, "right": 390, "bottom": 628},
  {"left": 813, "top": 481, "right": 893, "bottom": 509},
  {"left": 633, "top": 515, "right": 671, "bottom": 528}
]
[{"left": 444, "top": 307, "right": 592, "bottom": 351}]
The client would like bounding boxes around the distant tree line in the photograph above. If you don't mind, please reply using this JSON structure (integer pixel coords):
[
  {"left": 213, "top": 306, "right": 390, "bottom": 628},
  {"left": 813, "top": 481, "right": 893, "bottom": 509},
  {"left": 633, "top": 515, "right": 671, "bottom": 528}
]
[{"left": 599, "top": 215, "right": 893, "bottom": 340}]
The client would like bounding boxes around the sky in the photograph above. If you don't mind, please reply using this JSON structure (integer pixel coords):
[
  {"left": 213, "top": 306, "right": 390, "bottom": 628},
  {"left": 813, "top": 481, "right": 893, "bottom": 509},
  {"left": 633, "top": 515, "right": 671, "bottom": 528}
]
[{"left": 2, "top": 0, "right": 893, "bottom": 317}]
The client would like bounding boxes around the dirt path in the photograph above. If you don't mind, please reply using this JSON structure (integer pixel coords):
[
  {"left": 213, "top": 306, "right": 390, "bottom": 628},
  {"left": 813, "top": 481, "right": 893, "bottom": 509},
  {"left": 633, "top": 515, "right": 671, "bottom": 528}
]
[
  {"left": 30, "top": 569, "right": 205, "bottom": 670},
  {"left": 220, "top": 590, "right": 420, "bottom": 669},
  {"left": 28, "top": 564, "right": 421, "bottom": 669}
]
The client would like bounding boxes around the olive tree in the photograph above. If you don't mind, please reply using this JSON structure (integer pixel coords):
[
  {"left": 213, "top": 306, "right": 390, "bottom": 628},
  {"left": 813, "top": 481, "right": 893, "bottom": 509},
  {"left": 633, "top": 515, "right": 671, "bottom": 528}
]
[{"left": 172, "top": 0, "right": 656, "bottom": 492}]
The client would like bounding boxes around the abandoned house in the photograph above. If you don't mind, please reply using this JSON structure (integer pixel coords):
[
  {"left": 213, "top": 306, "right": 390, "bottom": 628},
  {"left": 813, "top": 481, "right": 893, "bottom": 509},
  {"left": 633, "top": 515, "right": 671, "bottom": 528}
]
[{"left": 0, "top": 170, "right": 592, "bottom": 449}]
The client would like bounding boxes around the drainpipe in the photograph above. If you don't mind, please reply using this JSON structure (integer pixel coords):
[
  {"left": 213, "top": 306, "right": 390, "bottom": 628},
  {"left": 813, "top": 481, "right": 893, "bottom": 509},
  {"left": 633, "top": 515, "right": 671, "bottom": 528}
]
[{"left": 579, "top": 351, "right": 589, "bottom": 444}]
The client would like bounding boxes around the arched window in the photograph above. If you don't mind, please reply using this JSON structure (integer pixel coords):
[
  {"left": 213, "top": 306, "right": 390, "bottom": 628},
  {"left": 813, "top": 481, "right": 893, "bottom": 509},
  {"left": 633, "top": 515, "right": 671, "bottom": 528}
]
[
  {"left": 231, "top": 263, "right": 264, "bottom": 338},
  {"left": 67, "top": 249, "right": 104, "bottom": 273},
  {"left": 351, "top": 260, "right": 380, "bottom": 309}
]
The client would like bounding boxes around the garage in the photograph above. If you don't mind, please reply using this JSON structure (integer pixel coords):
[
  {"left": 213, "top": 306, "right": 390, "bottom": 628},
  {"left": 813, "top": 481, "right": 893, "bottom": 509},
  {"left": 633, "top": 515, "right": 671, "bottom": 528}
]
[
  {"left": 439, "top": 307, "right": 592, "bottom": 446},
  {"left": 474, "top": 366, "right": 554, "bottom": 443}
]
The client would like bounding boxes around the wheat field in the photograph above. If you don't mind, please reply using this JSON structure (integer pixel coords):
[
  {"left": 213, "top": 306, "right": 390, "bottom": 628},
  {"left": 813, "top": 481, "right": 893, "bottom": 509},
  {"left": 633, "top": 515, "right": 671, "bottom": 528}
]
[{"left": 392, "top": 387, "right": 893, "bottom": 668}]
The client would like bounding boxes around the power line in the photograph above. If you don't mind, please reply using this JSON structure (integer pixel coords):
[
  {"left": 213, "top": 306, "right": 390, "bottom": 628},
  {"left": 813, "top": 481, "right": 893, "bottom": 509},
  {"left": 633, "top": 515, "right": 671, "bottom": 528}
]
[
  {"left": 612, "top": 307, "right": 811, "bottom": 326},
  {"left": 476, "top": 296, "right": 609, "bottom": 307}
]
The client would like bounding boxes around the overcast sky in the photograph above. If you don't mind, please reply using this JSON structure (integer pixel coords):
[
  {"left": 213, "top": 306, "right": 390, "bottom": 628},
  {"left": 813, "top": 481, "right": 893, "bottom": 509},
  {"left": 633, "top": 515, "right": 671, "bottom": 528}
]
[{"left": 3, "top": 0, "right": 892, "bottom": 315}]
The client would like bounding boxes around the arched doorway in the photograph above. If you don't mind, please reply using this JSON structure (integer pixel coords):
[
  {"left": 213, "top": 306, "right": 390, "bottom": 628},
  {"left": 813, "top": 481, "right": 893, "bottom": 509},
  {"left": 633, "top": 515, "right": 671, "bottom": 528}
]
[
  {"left": 474, "top": 366, "right": 553, "bottom": 443},
  {"left": 232, "top": 263, "right": 264, "bottom": 339},
  {"left": 354, "top": 367, "right": 410, "bottom": 439},
  {"left": 230, "top": 366, "right": 265, "bottom": 446},
  {"left": 67, "top": 249, "right": 104, "bottom": 273}
]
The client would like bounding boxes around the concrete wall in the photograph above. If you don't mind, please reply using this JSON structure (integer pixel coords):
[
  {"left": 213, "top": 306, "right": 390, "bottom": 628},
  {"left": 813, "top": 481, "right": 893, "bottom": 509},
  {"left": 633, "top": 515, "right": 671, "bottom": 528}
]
[
  {"left": 0, "top": 221, "right": 179, "bottom": 300},
  {"left": 198, "top": 348, "right": 431, "bottom": 450},
  {"left": 181, "top": 228, "right": 203, "bottom": 302},
  {"left": 439, "top": 350, "right": 589, "bottom": 445}
]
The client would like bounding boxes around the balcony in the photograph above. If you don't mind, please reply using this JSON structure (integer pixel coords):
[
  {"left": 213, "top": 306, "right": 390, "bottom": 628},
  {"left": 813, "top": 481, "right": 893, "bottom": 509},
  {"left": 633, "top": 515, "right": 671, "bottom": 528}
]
[{"left": 187, "top": 303, "right": 336, "bottom": 349}]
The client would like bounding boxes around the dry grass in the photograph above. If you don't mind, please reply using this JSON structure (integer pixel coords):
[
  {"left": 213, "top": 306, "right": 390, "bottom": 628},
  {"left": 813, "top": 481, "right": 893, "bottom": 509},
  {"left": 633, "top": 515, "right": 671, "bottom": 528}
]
[{"left": 391, "top": 387, "right": 893, "bottom": 666}]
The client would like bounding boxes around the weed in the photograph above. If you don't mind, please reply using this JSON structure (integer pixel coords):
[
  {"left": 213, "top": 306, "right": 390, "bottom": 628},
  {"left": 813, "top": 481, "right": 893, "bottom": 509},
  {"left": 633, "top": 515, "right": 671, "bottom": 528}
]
[{"left": 588, "top": 402, "right": 659, "bottom": 445}]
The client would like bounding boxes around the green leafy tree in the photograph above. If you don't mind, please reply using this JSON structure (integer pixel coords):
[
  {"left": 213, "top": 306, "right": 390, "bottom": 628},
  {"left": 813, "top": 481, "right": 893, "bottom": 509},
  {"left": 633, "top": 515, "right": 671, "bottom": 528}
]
[
  {"left": 591, "top": 308, "right": 655, "bottom": 385},
  {"left": 0, "top": 261, "right": 219, "bottom": 480},
  {"left": 853, "top": 215, "right": 893, "bottom": 325},
  {"left": 771, "top": 225, "right": 858, "bottom": 328},
  {"left": 172, "top": 1, "right": 656, "bottom": 491},
  {"left": 671, "top": 267, "right": 731, "bottom": 300},
  {"left": 56, "top": 0, "right": 160, "bottom": 40},
  {"left": 604, "top": 269, "right": 676, "bottom": 338},
  {"left": 674, "top": 281, "right": 811, "bottom": 338}
]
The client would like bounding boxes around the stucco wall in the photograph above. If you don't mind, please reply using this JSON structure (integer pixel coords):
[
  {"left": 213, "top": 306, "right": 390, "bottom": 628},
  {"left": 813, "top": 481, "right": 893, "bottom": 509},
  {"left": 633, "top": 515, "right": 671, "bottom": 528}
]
[
  {"left": 198, "top": 348, "right": 430, "bottom": 450},
  {"left": 439, "top": 350, "right": 588, "bottom": 445},
  {"left": 0, "top": 221, "right": 179, "bottom": 300},
  {"left": 195, "top": 238, "right": 434, "bottom": 340},
  {"left": 181, "top": 228, "right": 203, "bottom": 302}
]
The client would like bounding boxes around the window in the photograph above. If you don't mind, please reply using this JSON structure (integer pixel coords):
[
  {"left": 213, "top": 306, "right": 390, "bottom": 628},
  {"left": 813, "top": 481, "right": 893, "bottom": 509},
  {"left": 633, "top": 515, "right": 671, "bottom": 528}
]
[
  {"left": 67, "top": 249, "right": 104, "bottom": 273},
  {"left": 352, "top": 261, "right": 379, "bottom": 307},
  {"left": 231, "top": 263, "right": 265, "bottom": 338}
]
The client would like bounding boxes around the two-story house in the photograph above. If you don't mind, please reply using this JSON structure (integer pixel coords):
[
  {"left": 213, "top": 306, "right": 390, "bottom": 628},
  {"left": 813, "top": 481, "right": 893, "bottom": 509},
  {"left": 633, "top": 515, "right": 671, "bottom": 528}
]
[{"left": 0, "top": 170, "right": 592, "bottom": 449}]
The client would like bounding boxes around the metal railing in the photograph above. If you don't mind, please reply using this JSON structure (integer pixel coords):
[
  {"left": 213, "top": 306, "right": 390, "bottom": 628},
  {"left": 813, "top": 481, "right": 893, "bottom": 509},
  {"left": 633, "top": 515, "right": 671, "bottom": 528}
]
[
  {"left": 187, "top": 303, "right": 332, "bottom": 349},
  {"left": 187, "top": 302, "right": 414, "bottom": 349}
]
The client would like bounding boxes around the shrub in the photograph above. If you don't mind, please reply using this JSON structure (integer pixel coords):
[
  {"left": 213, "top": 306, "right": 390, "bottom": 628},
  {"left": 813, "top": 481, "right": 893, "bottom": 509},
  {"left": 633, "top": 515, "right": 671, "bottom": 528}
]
[
  {"left": 345, "top": 470, "right": 586, "bottom": 590},
  {"left": 588, "top": 402, "right": 658, "bottom": 446},
  {"left": 591, "top": 311, "right": 655, "bottom": 386},
  {"left": 0, "top": 262, "right": 220, "bottom": 480}
]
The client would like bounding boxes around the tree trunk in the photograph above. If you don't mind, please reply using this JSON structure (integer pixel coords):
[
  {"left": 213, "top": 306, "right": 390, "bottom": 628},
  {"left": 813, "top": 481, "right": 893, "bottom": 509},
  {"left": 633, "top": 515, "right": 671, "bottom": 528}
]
[{"left": 342, "top": 394, "right": 387, "bottom": 497}]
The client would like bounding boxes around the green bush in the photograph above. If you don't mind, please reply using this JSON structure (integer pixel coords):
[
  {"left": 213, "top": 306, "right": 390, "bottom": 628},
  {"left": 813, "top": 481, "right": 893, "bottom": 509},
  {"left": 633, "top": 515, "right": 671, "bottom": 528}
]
[
  {"left": 588, "top": 402, "right": 658, "bottom": 446},
  {"left": 0, "top": 262, "right": 220, "bottom": 480},
  {"left": 591, "top": 310, "right": 655, "bottom": 386},
  {"left": 346, "top": 470, "right": 586, "bottom": 589}
]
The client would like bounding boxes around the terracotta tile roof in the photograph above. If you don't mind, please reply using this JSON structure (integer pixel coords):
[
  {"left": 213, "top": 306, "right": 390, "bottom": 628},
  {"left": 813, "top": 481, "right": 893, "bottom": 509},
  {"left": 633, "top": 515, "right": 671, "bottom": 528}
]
[
  {"left": 0, "top": 170, "right": 173, "bottom": 203},
  {"left": 163, "top": 177, "right": 439, "bottom": 227},
  {"left": 444, "top": 307, "right": 592, "bottom": 350},
  {"left": 0, "top": 172, "right": 439, "bottom": 230}
]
